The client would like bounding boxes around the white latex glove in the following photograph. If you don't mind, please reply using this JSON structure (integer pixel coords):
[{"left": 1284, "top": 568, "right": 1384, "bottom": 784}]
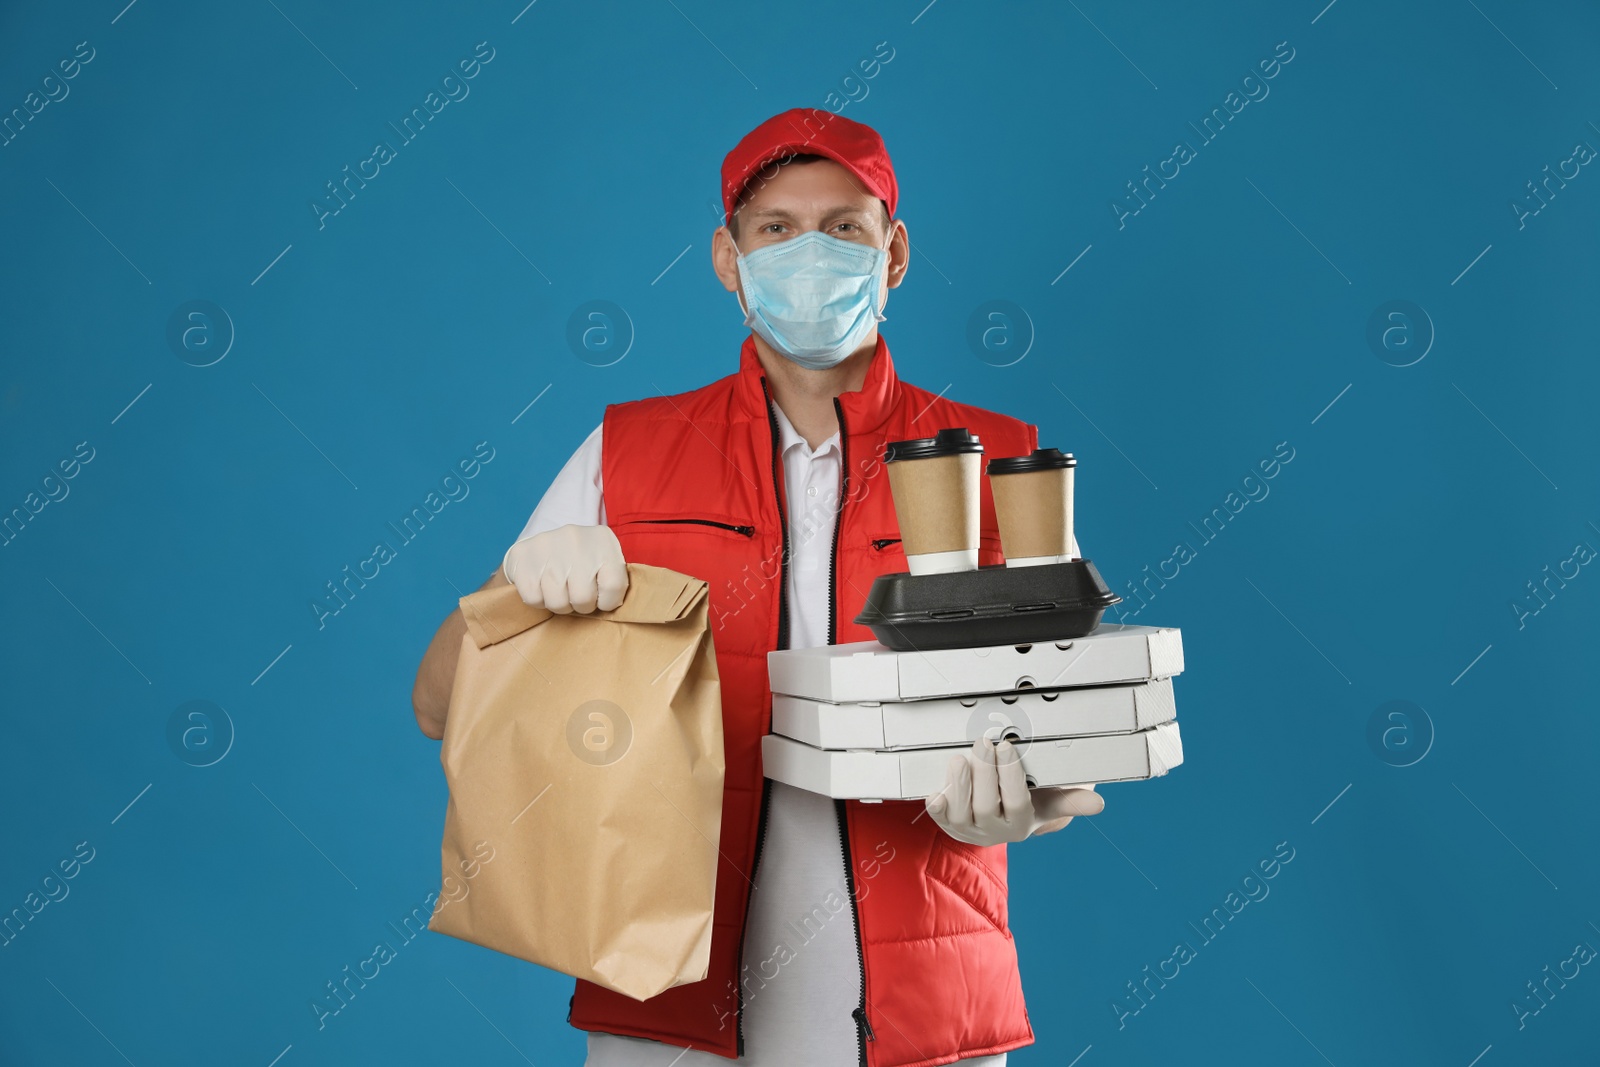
[
  {"left": 501, "top": 524, "right": 629, "bottom": 614},
  {"left": 925, "top": 738, "right": 1104, "bottom": 845}
]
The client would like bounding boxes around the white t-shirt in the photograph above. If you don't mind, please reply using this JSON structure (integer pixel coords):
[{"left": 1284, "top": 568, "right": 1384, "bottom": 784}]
[{"left": 513, "top": 408, "right": 1007, "bottom": 1067}]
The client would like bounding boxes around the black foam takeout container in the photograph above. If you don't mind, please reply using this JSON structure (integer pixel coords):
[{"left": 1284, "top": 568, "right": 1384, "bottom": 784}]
[{"left": 853, "top": 559, "right": 1121, "bottom": 651}]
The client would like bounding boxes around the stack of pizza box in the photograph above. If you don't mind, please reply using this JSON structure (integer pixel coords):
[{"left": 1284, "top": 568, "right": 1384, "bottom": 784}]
[{"left": 762, "top": 624, "right": 1184, "bottom": 801}]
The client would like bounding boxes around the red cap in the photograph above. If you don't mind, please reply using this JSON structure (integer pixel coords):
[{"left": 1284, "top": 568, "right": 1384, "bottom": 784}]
[{"left": 720, "top": 108, "right": 898, "bottom": 225}]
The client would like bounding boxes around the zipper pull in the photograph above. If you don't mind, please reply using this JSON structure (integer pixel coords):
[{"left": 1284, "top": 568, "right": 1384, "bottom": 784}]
[
  {"left": 870, "top": 537, "right": 901, "bottom": 551},
  {"left": 853, "top": 1006, "right": 876, "bottom": 1040}
]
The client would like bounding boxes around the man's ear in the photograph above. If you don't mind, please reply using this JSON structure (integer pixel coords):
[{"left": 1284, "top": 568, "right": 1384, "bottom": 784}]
[
  {"left": 886, "top": 218, "right": 910, "bottom": 289},
  {"left": 711, "top": 225, "right": 741, "bottom": 293}
]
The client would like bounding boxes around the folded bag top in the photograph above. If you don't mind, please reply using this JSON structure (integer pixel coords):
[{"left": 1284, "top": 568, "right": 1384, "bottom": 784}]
[{"left": 459, "top": 562, "right": 708, "bottom": 648}]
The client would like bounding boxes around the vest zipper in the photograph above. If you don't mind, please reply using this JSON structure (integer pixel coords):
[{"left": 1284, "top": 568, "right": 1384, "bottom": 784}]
[
  {"left": 736, "top": 379, "right": 790, "bottom": 1057},
  {"left": 762, "top": 379, "right": 791, "bottom": 652},
  {"left": 628, "top": 518, "right": 755, "bottom": 536},
  {"left": 869, "top": 537, "right": 901, "bottom": 551},
  {"left": 828, "top": 396, "right": 847, "bottom": 646},
  {"left": 830, "top": 397, "right": 871, "bottom": 1066},
  {"left": 838, "top": 798, "right": 872, "bottom": 1065}
]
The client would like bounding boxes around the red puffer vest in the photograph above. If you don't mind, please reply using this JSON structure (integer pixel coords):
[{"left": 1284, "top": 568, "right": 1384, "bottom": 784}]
[{"left": 570, "top": 334, "right": 1038, "bottom": 1066}]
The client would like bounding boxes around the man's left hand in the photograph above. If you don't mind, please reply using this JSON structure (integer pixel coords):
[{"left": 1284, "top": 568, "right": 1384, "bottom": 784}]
[{"left": 924, "top": 738, "right": 1104, "bottom": 846}]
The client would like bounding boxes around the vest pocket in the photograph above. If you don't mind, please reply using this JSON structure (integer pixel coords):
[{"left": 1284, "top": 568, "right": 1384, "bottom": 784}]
[
  {"left": 867, "top": 532, "right": 1005, "bottom": 558},
  {"left": 617, "top": 517, "right": 756, "bottom": 537},
  {"left": 926, "top": 831, "right": 1011, "bottom": 936}
]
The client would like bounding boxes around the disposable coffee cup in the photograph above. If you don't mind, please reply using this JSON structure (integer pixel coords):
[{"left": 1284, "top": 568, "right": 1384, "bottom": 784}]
[
  {"left": 986, "top": 449, "right": 1076, "bottom": 567},
  {"left": 883, "top": 427, "right": 983, "bottom": 576}
]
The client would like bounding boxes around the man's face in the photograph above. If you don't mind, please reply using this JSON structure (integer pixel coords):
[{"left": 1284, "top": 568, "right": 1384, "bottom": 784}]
[
  {"left": 732, "top": 157, "right": 889, "bottom": 252},
  {"left": 712, "top": 157, "right": 909, "bottom": 299}
]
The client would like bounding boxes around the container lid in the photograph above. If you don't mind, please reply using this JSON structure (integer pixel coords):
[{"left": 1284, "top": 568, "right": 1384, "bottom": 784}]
[
  {"left": 853, "top": 559, "right": 1121, "bottom": 650},
  {"left": 884, "top": 427, "right": 983, "bottom": 462},
  {"left": 987, "top": 448, "right": 1076, "bottom": 475}
]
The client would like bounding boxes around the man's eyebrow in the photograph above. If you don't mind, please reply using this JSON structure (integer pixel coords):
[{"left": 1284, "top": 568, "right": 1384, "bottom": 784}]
[{"left": 743, "top": 205, "right": 873, "bottom": 220}]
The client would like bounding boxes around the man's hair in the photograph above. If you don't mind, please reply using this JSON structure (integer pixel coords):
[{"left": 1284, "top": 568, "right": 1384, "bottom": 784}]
[{"left": 727, "top": 153, "right": 893, "bottom": 241}]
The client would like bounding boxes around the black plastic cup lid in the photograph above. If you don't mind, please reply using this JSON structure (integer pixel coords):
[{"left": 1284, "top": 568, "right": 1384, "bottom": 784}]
[
  {"left": 883, "top": 427, "right": 983, "bottom": 462},
  {"left": 987, "top": 448, "right": 1076, "bottom": 475}
]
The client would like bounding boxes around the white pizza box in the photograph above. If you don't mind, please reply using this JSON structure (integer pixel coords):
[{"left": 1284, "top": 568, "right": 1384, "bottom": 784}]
[
  {"left": 761, "top": 721, "right": 1183, "bottom": 801},
  {"left": 771, "top": 677, "right": 1176, "bottom": 751},
  {"left": 767, "top": 624, "right": 1183, "bottom": 703}
]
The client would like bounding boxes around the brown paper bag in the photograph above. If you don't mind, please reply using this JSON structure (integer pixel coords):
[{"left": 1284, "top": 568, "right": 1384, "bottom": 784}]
[{"left": 428, "top": 562, "right": 724, "bottom": 1001}]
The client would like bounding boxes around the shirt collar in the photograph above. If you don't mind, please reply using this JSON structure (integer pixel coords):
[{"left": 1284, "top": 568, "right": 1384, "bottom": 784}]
[{"left": 770, "top": 396, "right": 840, "bottom": 460}]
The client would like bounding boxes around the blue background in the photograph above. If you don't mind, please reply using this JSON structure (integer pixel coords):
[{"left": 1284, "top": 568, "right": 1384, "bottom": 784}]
[{"left": 3, "top": 0, "right": 1597, "bottom": 1064}]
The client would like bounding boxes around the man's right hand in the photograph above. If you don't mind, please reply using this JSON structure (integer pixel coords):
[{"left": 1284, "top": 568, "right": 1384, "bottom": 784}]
[{"left": 502, "top": 524, "right": 629, "bottom": 614}]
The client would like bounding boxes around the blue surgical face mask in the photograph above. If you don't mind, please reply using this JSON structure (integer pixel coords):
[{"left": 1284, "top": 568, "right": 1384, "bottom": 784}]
[{"left": 731, "top": 228, "right": 890, "bottom": 370}]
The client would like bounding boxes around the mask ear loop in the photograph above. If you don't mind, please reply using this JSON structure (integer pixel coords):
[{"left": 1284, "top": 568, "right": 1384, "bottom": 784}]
[
  {"left": 726, "top": 223, "right": 757, "bottom": 324},
  {"left": 872, "top": 221, "right": 895, "bottom": 322}
]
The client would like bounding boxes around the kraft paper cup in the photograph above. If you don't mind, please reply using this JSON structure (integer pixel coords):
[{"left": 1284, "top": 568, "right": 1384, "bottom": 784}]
[
  {"left": 986, "top": 449, "right": 1076, "bottom": 567},
  {"left": 884, "top": 428, "right": 984, "bottom": 575}
]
